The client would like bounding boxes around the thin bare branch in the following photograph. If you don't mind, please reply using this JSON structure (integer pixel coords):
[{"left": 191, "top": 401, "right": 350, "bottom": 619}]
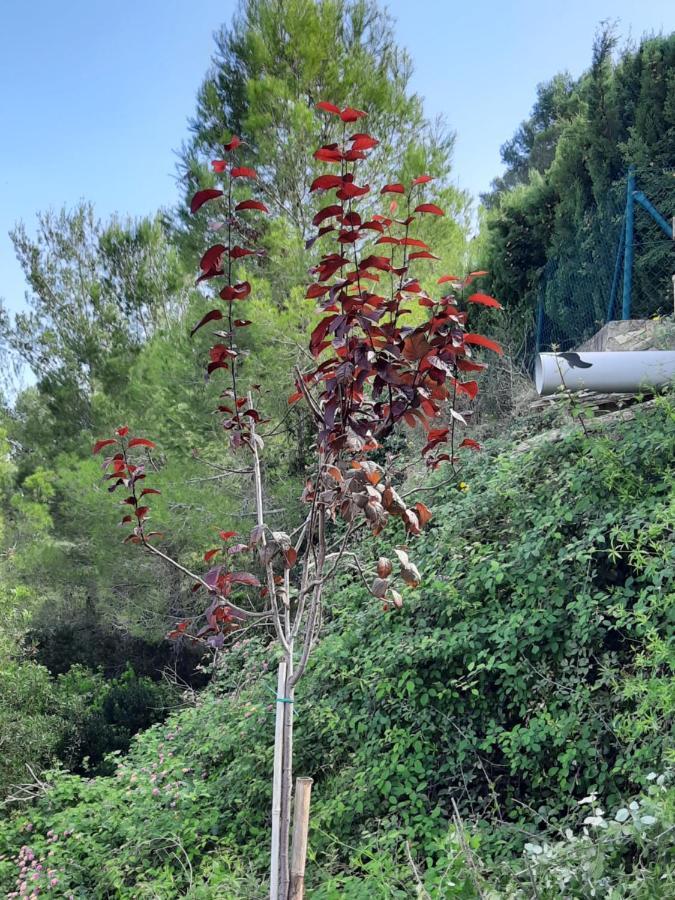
[{"left": 142, "top": 541, "right": 271, "bottom": 621}]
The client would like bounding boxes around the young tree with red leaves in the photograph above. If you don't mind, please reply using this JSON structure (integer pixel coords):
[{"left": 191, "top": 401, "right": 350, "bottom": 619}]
[{"left": 93, "top": 103, "right": 501, "bottom": 899}]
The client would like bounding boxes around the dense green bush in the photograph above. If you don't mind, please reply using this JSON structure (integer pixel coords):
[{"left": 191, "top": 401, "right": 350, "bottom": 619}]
[
  {"left": 0, "top": 662, "right": 177, "bottom": 800},
  {"left": 0, "top": 397, "right": 672, "bottom": 896}
]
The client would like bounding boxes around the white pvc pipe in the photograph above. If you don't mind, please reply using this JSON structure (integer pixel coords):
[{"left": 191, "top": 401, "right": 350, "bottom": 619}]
[{"left": 535, "top": 351, "right": 675, "bottom": 396}]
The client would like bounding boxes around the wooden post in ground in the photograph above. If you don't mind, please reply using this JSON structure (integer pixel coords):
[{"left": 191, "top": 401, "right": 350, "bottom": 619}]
[
  {"left": 269, "top": 660, "right": 287, "bottom": 900},
  {"left": 288, "top": 777, "right": 313, "bottom": 900}
]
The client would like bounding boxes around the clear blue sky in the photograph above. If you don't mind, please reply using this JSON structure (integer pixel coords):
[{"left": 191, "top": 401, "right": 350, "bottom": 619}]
[{"left": 1, "top": 0, "right": 672, "bottom": 315}]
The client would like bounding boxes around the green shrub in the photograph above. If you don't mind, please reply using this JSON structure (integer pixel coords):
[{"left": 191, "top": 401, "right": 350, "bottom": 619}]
[{"left": 0, "top": 661, "right": 177, "bottom": 801}]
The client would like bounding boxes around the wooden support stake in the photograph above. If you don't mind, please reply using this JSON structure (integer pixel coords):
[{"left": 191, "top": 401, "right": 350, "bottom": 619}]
[
  {"left": 270, "top": 660, "right": 287, "bottom": 900},
  {"left": 288, "top": 777, "right": 313, "bottom": 900}
]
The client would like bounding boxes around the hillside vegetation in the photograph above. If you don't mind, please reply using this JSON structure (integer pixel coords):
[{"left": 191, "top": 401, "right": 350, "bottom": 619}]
[
  {"left": 1, "top": 398, "right": 672, "bottom": 897},
  {"left": 0, "top": 6, "right": 673, "bottom": 897}
]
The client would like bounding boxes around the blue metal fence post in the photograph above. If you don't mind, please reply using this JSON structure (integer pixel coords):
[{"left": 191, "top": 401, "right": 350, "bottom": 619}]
[
  {"left": 621, "top": 166, "right": 636, "bottom": 320},
  {"left": 535, "top": 295, "right": 544, "bottom": 354},
  {"left": 607, "top": 216, "right": 625, "bottom": 323},
  {"left": 633, "top": 190, "right": 675, "bottom": 239}
]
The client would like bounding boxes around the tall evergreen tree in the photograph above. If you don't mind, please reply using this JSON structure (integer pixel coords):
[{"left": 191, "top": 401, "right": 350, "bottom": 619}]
[{"left": 177, "top": 0, "right": 461, "bottom": 246}]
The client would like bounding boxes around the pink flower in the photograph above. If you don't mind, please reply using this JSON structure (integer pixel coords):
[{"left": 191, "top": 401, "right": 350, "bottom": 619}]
[
  {"left": 50, "top": 880, "right": 58, "bottom": 887},
  {"left": 152, "top": 788, "right": 160, "bottom": 796}
]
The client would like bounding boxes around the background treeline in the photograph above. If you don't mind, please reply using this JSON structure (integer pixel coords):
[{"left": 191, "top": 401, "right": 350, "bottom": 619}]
[
  {"left": 0, "top": 2, "right": 673, "bottom": 895},
  {"left": 481, "top": 27, "right": 675, "bottom": 358}
]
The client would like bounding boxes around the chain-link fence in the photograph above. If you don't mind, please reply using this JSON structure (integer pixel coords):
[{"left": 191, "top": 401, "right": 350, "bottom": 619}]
[{"left": 534, "top": 166, "right": 674, "bottom": 357}]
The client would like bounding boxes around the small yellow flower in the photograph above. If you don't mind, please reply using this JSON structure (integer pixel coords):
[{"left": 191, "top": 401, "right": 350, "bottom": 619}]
[{"left": 458, "top": 481, "right": 469, "bottom": 492}]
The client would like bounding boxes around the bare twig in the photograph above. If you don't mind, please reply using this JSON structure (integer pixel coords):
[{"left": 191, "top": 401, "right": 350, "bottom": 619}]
[{"left": 404, "top": 841, "right": 431, "bottom": 900}]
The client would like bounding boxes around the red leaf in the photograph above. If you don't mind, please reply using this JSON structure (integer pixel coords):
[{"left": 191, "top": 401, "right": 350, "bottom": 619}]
[
  {"left": 288, "top": 390, "right": 302, "bottom": 405},
  {"left": 415, "top": 501, "right": 433, "bottom": 526},
  {"left": 230, "top": 166, "right": 257, "bottom": 179},
  {"left": 190, "top": 309, "right": 223, "bottom": 337},
  {"left": 196, "top": 264, "right": 224, "bottom": 283},
  {"left": 199, "top": 244, "right": 226, "bottom": 272},
  {"left": 116, "top": 426, "right": 129, "bottom": 437},
  {"left": 229, "top": 246, "right": 255, "bottom": 259},
  {"left": 135, "top": 506, "right": 149, "bottom": 519},
  {"left": 464, "top": 270, "right": 489, "bottom": 285},
  {"left": 219, "top": 281, "right": 252, "bottom": 301},
  {"left": 310, "top": 174, "right": 342, "bottom": 193},
  {"left": 306, "top": 283, "right": 330, "bottom": 299},
  {"left": 191, "top": 189, "right": 223, "bottom": 214},
  {"left": 467, "top": 293, "right": 502, "bottom": 309},
  {"left": 437, "top": 274, "right": 460, "bottom": 284},
  {"left": 340, "top": 107, "right": 366, "bottom": 123},
  {"left": 459, "top": 438, "right": 481, "bottom": 451},
  {"left": 212, "top": 160, "right": 226, "bottom": 172},
  {"left": 93, "top": 438, "right": 116, "bottom": 454},
  {"left": 313, "top": 204, "right": 342, "bottom": 226},
  {"left": 128, "top": 438, "right": 156, "bottom": 449},
  {"left": 316, "top": 101, "right": 341, "bottom": 116},
  {"left": 234, "top": 319, "right": 252, "bottom": 327},
  {"left": 209, "top": 343, "right": 236, "bottom": 365},
  {"left": 337, "top": 182, "right": 369, "bottom": 200},
  {"left": 204, "top": 548, "right": 220, "bottom": 562},
  {"left": 458, "top": 380, "right": 479, "bottom": 400},
  {"left": 314, "top": 146, "right": 343, "bottom": 163},
  {"left": 456, "top": 358, "right": 487, "bottom": 373},
  {"left": 422, "top": 426, "right": 449, "bottom": 456},
  {"left": 359, "top": 255, "right": 391, "bottom": 272},
  {"left": 349, "top": 133, "right": 379, "bottom": 151},
  {"left": 224, "top": 135, "right": 241, "bottom": 152},
  {"left": 414, "top": 203, "right": 445, "bottom": 216},
  {"left": 228, "top": 542, "right": 249, "bottom": 556},
  {"left": 219, "top": 530, "right": 237, "bottom": 540},
  {"left": 464, "top": 334, "right": 503, "bottom": 355},
  {"left": 381, "top": 183, "right": 405, "bottom": 194},
  {"left": 408, "top": 251, "right": 439, "bottom": 261},
  {"left": 140, "top": 488, "right": 161, "bottom": 496},
  {"left": 229, "top": 571, "right": 261, "bottom": 587},
  {"left": 235, "top": 199, "right": 269, "bottom": 213},
  {"left": 284, "top": 547, "right": 297, "bottom": 568},
  {"left": 412, "top": 175, "right": 433, "bottom": 185}
]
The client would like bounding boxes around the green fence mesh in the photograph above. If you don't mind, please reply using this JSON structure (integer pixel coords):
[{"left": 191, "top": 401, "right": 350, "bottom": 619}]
[{"left": 534, "top": 166, "right": 674, "bottom": 356}]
